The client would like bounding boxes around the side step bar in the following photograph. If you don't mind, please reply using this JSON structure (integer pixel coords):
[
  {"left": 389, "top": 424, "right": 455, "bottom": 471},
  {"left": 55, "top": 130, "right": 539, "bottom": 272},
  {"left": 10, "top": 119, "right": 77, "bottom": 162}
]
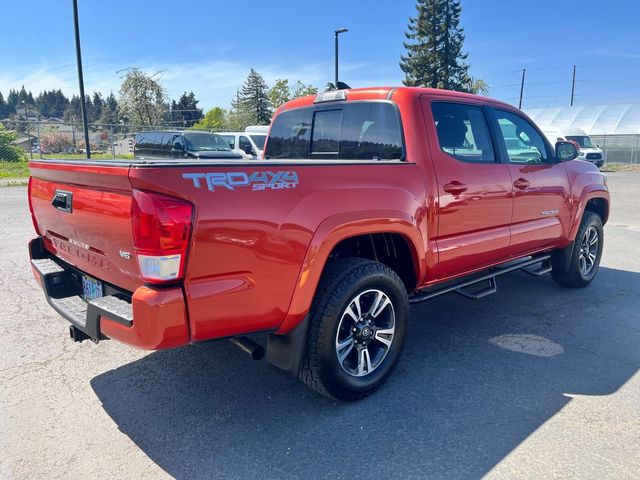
[{"left": 409, "top": 255, "right": 551, "bottom": 304}]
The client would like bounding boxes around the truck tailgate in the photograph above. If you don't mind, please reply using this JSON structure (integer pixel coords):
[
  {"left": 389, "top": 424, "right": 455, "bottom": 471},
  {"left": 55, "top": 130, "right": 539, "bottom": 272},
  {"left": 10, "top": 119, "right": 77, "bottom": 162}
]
[{"left": 29, "top": 161, "right": 140, "bottom": 293}]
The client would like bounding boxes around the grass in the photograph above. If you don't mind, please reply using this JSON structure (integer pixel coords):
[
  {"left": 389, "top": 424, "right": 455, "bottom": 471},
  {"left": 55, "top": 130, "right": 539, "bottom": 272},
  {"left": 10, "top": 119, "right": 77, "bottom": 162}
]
[
  {"left": 601, "top": 163, "right": 640, "bottom": 173},
  {"left": 0, "top": 161, "right": 29, "bottom": 178},
  {"left": 0, "top": 154, "right": 134, "bottom": 180}
]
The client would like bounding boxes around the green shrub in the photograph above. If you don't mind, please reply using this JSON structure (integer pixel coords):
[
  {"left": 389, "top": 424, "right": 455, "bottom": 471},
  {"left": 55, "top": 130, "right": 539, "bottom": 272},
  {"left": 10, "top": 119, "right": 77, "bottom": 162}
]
[{"left": 0, "top": 125, "right": 27, "bottom": 162}]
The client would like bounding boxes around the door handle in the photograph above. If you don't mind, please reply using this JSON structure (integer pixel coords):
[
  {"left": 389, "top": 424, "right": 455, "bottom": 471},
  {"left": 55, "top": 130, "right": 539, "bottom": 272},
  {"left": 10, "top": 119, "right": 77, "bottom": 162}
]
[
  {"left": 443, "top": 181, "right": 468, "bottom": 194},
  {"left": 51, "top": 190, "right": 73, "bottom": 213},
  {"left": 513, "top": 178, "right": 531, "bottom": 190}
]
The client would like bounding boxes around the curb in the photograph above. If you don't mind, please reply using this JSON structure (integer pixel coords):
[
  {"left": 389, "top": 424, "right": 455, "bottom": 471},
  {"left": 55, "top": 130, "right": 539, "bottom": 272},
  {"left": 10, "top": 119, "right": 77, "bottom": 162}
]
[{"left": 0, "top": 178, "right": 29, "bottom": 187}]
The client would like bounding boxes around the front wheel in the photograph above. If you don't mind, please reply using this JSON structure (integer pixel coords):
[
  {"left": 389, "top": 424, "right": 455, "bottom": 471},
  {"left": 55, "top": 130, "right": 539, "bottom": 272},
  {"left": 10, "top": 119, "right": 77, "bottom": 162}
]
[
  {"left": 300, "top": 258, "right": 409, "bottom": 401},
  {"left": 551, "top": 211, "right": 604, "bottom": 288}
]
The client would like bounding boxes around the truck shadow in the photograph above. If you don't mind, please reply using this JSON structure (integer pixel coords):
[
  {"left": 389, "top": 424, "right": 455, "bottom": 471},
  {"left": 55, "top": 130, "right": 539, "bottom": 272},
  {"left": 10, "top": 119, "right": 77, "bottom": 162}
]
[{"left": 91, "top": 266, "right": 639, "bottom": 479}]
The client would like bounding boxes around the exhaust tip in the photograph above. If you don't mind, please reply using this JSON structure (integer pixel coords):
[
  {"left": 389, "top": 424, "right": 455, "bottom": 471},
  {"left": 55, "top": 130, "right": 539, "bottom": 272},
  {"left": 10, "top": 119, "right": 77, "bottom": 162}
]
[{"left": 230, "top": 336, "right": 265, "bottom": 360}]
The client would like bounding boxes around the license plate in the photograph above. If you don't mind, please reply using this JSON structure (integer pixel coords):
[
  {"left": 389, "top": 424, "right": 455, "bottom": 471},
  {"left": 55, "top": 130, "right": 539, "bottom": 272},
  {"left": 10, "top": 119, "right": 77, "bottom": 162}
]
[{"left": 82, "top": 275, "right": 103, "bottom": 301}]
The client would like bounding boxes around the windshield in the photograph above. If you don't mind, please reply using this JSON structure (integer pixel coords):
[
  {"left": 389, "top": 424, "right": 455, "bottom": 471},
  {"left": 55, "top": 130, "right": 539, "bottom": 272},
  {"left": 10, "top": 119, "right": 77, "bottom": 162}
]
[
  {"left": 184, "top": 133, "right": 231, "bottom": 152},
  {"left": 250, "top": 134, "right": 266, "bottom": 150},
  {"left": 565, "top": 135, "right": 595, "bottom": 148}
]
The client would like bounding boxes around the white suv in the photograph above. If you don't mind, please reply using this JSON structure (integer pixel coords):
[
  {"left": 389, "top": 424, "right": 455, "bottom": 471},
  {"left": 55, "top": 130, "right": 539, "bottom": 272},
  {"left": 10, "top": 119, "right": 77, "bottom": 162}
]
[
  {"left": 543, "top": 127, "right": 605, "bottom": 168},
  {"left": 217, "top": 131, "right": 266, "bottom": 160}
]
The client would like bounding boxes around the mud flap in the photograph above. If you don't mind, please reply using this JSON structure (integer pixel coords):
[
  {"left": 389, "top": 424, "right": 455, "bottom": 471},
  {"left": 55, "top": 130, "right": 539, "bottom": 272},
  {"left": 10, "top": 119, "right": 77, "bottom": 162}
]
[{"left": 266, "top": 315, "right": 310, "bottom": 377}]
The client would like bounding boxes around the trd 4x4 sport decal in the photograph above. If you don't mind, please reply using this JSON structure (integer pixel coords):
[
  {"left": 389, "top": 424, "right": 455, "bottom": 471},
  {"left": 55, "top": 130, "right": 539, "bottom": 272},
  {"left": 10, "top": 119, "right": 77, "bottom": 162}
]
[{"left": 182, "top": 171, "right": 299, "bottom": 191}]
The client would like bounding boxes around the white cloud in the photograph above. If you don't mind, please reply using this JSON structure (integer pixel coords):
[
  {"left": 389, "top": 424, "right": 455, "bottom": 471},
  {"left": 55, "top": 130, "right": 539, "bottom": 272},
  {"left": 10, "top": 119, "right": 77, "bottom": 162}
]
[{"left": 0, "top": 58, "right": 401, "bottom": 111}]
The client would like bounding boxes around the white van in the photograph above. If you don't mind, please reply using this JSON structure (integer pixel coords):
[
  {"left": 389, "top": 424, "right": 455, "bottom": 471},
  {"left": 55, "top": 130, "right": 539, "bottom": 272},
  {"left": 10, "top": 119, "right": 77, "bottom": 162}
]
[
  {"left": 542, "top": 127, "right": 605, "bottom": 168},
  {"left": 216, "top": 127, "right": 268, "bottom": 160}
]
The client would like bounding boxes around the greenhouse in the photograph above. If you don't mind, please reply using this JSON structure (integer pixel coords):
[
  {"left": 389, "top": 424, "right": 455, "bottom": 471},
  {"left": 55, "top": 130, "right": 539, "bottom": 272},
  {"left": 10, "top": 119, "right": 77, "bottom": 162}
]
[{"left": 525, "top": 103, "right": 640, "bottom": 163}]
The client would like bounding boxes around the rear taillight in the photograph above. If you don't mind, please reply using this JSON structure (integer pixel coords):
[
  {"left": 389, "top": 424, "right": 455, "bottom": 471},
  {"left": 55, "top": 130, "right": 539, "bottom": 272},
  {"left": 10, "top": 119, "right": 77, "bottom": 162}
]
[
  {"left": 27, "top": 177, "right": 41, "bottom": 235},
  {"left": 131, "top": 190, "right": 193, "bottom": 284}
]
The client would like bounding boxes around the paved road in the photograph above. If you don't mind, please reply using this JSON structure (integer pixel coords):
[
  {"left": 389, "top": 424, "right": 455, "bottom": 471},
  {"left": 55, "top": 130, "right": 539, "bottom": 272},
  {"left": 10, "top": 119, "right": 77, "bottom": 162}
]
[{"left": 1, "top": 173, "right": 639, "bottom": 479}]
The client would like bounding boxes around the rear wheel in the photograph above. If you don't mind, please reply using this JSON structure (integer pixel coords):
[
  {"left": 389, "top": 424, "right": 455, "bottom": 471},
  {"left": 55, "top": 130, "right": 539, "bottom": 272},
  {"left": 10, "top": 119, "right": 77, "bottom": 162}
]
[
  {"left": 551, "top": 211, "right": 603, "bottom": 288},
  {"left": 300, "top": 258, "right": 409, "bottom": 401}
]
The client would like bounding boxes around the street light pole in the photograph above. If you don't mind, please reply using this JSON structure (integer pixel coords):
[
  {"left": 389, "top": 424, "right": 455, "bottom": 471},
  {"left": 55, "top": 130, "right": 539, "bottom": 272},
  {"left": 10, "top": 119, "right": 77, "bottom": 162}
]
[
  {"left": 334, "top": 28, "right": 348, "bottom": 89},
  {"left": 72, "top": 0, "right": 91, "bottom": 158},
  {"left": 22, "top": 101, "right": 33, "bottom": 159}
]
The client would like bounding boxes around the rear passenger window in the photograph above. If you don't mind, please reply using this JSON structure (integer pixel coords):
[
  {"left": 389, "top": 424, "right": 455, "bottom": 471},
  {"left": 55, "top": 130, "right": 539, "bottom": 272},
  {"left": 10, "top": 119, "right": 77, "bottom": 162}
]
[
  {"left": 265, "top": 102, "right": 403, "bottom": 161},
  {"left": 312, "top": 110, "right": 341, "bottom": 155},
  {"left": 431, "top": 102, "right": 496, "bottom": 163},
  {"left": 341, "top": 103, "right": 403, "bottom": 160}
]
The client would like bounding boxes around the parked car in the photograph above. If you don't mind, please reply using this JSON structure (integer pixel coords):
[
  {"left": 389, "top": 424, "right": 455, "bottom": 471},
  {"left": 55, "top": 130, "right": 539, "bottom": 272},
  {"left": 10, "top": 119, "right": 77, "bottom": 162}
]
[
  {"left": 542, "top": 127, "right": 605, "bottom": 168},
  {"left": 134, "top": 130, "right": 242, "bottom": 160},
  {"left": 28, "top": 86, "right": 609, "bottom": 401},
  {"left": 217, "top": 130, "right": 267, "bottom": 159}
]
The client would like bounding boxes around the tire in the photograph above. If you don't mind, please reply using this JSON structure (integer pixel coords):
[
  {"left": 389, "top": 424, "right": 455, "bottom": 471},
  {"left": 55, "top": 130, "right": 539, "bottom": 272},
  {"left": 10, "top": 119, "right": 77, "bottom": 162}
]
[
  {"left": 551, "top": 211, "right": 603, "bottom": 288},
  {"left": 300, "top": 258, "right": 409, "bottom": 401}
]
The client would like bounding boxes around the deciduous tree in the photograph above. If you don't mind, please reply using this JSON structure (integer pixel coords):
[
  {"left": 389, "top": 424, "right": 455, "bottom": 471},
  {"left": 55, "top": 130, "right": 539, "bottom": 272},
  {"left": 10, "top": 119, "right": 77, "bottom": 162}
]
[
  {"left": 192, "top": 107, "right": 226, "bottom": 130},
  {"left": 117, "top": 68, "right": 166, "bottom": 126}
]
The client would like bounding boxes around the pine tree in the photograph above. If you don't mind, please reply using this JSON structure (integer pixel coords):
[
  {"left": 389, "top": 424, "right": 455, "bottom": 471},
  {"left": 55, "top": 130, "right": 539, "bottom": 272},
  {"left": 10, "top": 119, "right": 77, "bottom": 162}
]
[
  {"left": 172, "top": 91, "right": 203, "bottom": 128},
  {"left": 7, "top": 89, "right": 18, "bottom": 114},
  {"left": 64, "top": 95, "right": 82, "bottom": 122},
  {"left": 52, "top": 90, "right": 70, "bottom": 118},
  {"left": 98, "top": 93, "right": 118, "bottom": 125},
  {"left": 35, "top": 91, "right": 51, "bottom": 117},
  {"left": 400, "top": 0, "right": 471, "bottom": 92},
  {"left": 18, "top": 86, "right": 29, "bottom": 105},
  {"left": 84, "top": 95, "right": 94, "bottom": 123},
  {"left": 92, "top": 92, "right": 103, "bottom": 122},
  {"left": 239, "top": 69, "right": 272, "bottom": 125},
  {"left": 0, "top": 92, "right": 6, "bottom": 118}
]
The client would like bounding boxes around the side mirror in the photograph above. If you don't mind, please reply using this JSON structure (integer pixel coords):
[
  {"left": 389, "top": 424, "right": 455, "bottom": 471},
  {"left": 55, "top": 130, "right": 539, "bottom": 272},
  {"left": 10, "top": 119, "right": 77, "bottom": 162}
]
[
  {"left": 172, "top": 142, "right": 184, "bottom": 151},
  {"left": 556, "top": 141, "right": 578, "bottom": 161},
  {"left": 243, "top": 144, "right": 253, "bottom": 155}
]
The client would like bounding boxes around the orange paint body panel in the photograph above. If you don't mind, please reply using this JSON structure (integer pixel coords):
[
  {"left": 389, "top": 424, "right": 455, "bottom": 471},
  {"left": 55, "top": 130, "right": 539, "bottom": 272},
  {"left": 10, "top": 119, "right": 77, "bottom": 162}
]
[{"left": 101, "top": 286, "right": 189, "bottom": 350}]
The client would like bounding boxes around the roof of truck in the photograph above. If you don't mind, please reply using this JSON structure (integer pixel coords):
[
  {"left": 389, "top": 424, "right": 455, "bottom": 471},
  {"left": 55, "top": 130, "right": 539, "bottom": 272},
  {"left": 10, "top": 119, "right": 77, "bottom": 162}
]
[{"left": 279, "top": 86, "right": 515, "bottom": 112}]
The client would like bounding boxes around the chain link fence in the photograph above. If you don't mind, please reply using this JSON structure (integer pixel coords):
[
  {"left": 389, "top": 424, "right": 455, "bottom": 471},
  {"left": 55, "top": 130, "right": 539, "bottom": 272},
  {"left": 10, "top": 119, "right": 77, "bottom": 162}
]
[
  {"left": 0, "top": 119, "right": 216, "bottom": 162},
  {"left": 591, "top": 134, "right": 640, "bottom": 164},
  {"left": 2, "top": 118, "right": 639, "bottom": 165}
]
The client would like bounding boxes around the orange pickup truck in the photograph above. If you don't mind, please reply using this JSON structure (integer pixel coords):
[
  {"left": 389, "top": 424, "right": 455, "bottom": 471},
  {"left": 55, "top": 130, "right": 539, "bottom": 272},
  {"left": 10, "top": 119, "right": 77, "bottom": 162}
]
[{"left": 28, "top": 87, "right": 609, "bottom": 400}]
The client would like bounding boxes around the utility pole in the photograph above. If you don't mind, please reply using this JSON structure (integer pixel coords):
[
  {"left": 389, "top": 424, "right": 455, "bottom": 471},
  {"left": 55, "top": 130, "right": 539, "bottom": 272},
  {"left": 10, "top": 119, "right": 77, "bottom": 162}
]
[
  {"left": 36, "top": 119, "right": 42, "bottom": 159},
  {"left": 72, "top": 0, "right": 91, "bottom": 158},
  {"left": 22, "top": 101, "right": 33, "bottom": 159},
  {"left": 570, "top": 65, "right": 576, "bottom": 106},
  {"left": 334, "top": 28, "right": 348, "bottom": 89},
  {"left": 71, "top": 115, "right": 77, "bottom": 152},
  {"left": 518, "top": 68, "right": 526, "bottom": 110}
]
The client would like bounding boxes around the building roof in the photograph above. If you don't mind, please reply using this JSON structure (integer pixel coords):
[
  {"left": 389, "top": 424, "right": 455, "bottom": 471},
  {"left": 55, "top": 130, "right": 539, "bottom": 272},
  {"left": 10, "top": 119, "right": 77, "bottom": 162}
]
[{"left": 525, "top": 104, "right": 640, "bottom": 135}]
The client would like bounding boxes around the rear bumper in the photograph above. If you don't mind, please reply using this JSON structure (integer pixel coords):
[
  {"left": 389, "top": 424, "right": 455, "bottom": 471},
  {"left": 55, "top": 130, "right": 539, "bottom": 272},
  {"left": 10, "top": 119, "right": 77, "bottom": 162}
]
[{"left": 29, "top": 237, "right": 189, "bottom": 350}]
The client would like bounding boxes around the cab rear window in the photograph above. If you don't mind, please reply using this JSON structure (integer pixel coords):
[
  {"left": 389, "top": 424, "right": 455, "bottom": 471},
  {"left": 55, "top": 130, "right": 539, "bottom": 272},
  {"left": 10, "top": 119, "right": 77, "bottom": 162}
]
[{"left": 265, "top": 102, "right": 404, "bottom": 161}]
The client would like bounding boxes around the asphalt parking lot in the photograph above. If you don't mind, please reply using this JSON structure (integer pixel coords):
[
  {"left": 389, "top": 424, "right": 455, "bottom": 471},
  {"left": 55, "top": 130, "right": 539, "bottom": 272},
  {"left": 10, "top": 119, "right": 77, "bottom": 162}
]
[{"left": 1, "top": 173, "right": 639, "bottom": 479}]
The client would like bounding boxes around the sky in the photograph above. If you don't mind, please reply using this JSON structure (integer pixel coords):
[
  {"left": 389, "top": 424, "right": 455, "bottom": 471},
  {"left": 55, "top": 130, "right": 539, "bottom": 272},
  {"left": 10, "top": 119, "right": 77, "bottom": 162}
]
[{"left": 2, "top": 0, "right": 640, "bottom": 112}]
